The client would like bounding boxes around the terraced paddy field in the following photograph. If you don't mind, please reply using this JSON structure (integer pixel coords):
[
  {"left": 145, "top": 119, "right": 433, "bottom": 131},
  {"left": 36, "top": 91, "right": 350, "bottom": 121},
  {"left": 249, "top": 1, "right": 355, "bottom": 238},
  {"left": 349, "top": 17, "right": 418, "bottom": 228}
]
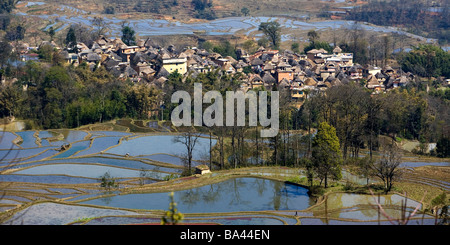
[{"left": 0, "top": 119, "right": 448, "bottom": 225}]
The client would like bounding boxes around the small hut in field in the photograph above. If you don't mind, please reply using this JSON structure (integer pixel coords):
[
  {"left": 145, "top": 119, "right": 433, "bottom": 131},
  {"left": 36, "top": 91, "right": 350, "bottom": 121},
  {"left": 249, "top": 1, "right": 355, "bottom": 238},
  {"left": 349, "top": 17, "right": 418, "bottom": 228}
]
[{"left": 195, "top": 165, "right": 211, "bottom": 175}]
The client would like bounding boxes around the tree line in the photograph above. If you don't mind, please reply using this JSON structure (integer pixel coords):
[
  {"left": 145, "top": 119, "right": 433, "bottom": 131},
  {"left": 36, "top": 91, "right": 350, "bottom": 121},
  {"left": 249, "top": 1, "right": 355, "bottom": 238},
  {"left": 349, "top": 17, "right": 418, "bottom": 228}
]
[{"left": 0, "top": 61, "right": 160, "bottom": 129}]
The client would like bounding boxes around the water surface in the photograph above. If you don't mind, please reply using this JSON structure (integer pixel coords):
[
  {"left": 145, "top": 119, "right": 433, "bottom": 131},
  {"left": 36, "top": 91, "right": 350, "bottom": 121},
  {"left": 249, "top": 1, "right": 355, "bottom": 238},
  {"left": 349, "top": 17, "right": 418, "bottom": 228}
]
[{"left": 81, "top": 177, "right": 312, "bottom": 212}]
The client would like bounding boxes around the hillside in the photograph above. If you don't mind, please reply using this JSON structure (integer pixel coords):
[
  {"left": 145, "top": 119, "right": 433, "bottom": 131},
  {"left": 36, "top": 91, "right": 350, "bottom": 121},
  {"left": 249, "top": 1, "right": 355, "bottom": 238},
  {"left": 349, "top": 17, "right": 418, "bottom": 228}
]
[{"left": 33, "top": 0, "right": 359, "bottom": 21}]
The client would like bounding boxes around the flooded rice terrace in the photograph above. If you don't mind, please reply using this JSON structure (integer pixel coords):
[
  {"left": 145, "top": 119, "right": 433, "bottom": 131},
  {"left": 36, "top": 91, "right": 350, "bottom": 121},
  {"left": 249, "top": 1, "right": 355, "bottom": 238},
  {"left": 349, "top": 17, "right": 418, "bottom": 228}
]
[
  {"left": 16, "top": 1, "right": 437, "bottom": 43},
  {"left": 0, "top": 122, "right": 446, "bottom": 225}
]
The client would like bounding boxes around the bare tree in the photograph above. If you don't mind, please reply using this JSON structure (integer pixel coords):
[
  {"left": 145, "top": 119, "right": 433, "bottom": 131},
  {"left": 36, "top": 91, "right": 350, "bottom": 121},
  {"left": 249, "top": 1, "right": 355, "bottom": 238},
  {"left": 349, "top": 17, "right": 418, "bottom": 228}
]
[
  {"left": 91, "top": 17, "right": 109, "bottom": 39},
  {"left": 371, "top": 144, "right": 403, "bottom": 193},
  {"left": 173, "top": 129, "right": 201, "bottom": 175},
  {"left": 370, "top": 189, "right": 426, "bottom": 225}
]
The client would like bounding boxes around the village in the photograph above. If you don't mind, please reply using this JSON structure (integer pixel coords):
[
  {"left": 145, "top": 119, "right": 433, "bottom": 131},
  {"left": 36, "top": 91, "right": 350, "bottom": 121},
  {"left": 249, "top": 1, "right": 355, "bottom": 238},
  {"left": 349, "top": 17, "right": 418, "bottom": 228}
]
[{"left": 15, "top": 34, "right": 416, "bottom": 106}]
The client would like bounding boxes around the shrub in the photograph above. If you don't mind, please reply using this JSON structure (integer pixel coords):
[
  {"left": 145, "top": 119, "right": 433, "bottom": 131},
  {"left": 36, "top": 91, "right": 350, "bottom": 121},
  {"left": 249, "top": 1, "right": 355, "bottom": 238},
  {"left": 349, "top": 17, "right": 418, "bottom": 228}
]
[
  {"left": 99, "top": 172, "right": 118, "bottom": 190},
  {"left": 308, "top": 185, "right": 325, "bottom": 197}
]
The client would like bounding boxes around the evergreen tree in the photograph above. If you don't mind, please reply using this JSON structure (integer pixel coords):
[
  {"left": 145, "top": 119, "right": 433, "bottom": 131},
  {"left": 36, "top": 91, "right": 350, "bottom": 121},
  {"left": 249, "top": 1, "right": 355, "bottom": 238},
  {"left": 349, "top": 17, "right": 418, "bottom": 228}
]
[
  {"left": 65, "top": 27, "right": 77, "bottom": 50},
  {"left": 0, "top": 0, "right": 17, "bottom": 14},
  {"left": 436, "top": 137, "right": 450, "bottom": 158},
  {"left": 311, "top": 122, "right": 342, "bottom": 188},
  {"left": 121, "top": 25, "right": 136, "bottom": 46},
  {"left": 48, "top": 26, "right": 55, "bottom": 41}
]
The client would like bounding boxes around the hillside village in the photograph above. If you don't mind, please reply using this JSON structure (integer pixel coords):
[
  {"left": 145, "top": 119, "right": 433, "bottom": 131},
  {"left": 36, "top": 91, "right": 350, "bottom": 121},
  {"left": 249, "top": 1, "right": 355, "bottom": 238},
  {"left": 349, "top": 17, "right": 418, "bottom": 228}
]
[{"left": 15, "top": 35, "right": 419, "bottom": 104}]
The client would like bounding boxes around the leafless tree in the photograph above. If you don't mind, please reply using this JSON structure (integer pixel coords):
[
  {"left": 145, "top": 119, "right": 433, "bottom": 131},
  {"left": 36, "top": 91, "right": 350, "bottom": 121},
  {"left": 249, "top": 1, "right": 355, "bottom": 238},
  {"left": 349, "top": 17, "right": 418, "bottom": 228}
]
[
  {"left": 173, "top": 128, "right": 201, "bottom": 175},
  {"left": 370, "top": 189, "right": 426, "bottom": 225},
  {"left": 371, "top": 144, "right": 403, "bottom": 193}
]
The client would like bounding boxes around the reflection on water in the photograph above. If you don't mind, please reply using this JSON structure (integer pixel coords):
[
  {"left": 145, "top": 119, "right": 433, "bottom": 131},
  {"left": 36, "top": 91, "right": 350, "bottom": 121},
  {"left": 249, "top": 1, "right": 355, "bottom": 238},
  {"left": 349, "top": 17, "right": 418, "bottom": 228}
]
[
  {"left": 81, "top": 177, "right": 312, "bottom": 213},
  {"left": 312, "top": 192, "right": 426, "bottom": 224},
  {"left": 106, "top": 135, "right": 215, "bottom": 160},
  {"left": 400, "top": 162, "right": 450, "bottom": 168}
]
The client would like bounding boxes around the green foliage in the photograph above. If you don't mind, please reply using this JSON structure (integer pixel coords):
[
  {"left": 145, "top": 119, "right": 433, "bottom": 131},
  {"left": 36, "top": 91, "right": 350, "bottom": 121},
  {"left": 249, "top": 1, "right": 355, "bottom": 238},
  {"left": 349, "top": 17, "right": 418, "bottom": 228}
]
[
  {"left": 200, "top": 41, "right": 214, "bottom": 52},
  {"left": 303, "top": 41, "right": 333, "bottom": 54},
  {"left": 436, "top": 137, "right": 450, "bottom": 158},
  {"left": 311, "top": 122, "right": 342, "bottom": 188},
  {"left": 0, "top": 0, "right": 17, "bottom": 14},
  {"left": 99, "top": 172, "right": 118, "bottom": 190},
  {"left": 121, "top": 25, "right": 136, "bottom": 46},
  {"left": 0, "top": 14, "right": 11, "bottom": 31},
  {"left": 429, "top": 88, "right": 450, "bottom": 101},
  {"left": 0, "top": 83, "right": 21, "bottom": 117},
  {"left": 299, "top": 83, "right": 440, "bottom": 158},
  {"left": 258, "top": 21, "right": 281, "bottom": 49},
  {"left": 37, "top": 44, "right": 57, "bottom": 63},
  {"left": 65, "top": 27, "right": 77, "bottom": 49},
  {"left": 257, "top": 37, "right": 269, "bottom": 48},
  {"left": 73, "top": 217, "right": 94, "bottom": 223},
  {"left": 0, "top": 40, "right": 12, "bottom": 67},
  {"left": 4, "top": 60, "right": 161, "bottom": 129},
  {"left": 400, "top": 44, "right": 450, "bottom": 78},
  {"left": 5, "top": 23, "right": 25, "bottom": 41},
  {"left": 212, "top": 40, "right": 237, "bottom": 59},
  {"left": 342, "top": 180, "right": 354, "bottom": 191},
  {"left": 291, "top": 42, "right": 300, "bottom": 53},
  {"left": 48, "top": 26, "right": 55, "bottom": 41},
  {"left": 340, "top": 39, "right": 368, "bottom": 65},
  {"left": 192, "top": 0, "right": 216, "bottom": 20},
  {"left": 308, "top": 185, "right": 325, "bottom": 197},
  {"left": 431, "top": 192, "right": 449, "bottom": 225},
  {"left": 103, "top": 6, "right": 115, "bottom": 14},
  {"left": 192, "top": 0, "right": 212, "bottom": 11},
  {"left": 431, "top": 192, "right": 447, "bottom": 207},
  {"left": 307, "top": 30, "right": 319, "bottom": 43},
  {"left": 242, "top": 65, "right": 253, "bottom": 74},
  {"left": 241, "top": 7, "right": 250, "bottom": 16},
  {"left": 163, "top": 174, "right": 178, "bottom": 181},
  {"left": 161, "top": 192, "right": 184, "bottom": 225}
]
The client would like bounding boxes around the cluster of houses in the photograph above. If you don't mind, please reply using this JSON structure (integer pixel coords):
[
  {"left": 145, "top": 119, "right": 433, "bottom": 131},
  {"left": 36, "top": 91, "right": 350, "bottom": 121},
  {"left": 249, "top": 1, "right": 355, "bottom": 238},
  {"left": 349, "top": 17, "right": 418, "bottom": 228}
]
[{"left": 20, "top": 35, "right": 416, "bottom": 105}]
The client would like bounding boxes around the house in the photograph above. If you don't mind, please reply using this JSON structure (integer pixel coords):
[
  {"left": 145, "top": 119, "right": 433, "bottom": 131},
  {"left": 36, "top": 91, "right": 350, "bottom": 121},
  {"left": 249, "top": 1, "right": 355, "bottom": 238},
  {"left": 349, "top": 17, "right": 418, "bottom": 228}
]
[
  {"left": 348, "top": 64, "right": 363, "bottom": 80},
  {"left": 59, "top": 51, "right": 78, "bottom": 65},
  {"left": 222, "top": 62, "right": 236, "bottom": 74},
  {"left": 366, "top": 75, "right": 384, "bottom": 93},
  {"left": 119, "top": 45, "right": 140, "bottom": 62},
  {"left": 162, "top": 56, "right": 188, "bottom": 75},
  {"left": 306, "top": 48, "right": 328, "bottom": 61},
  {"left": 249, "top": 74, "right": 263, "bottom": 89},
  {"left": 278, "top": 78, "right": 291, "bottom": 90},
  {"left": 135, "top": 62, "right": 156, "bottom": 78},
  {"left": 383, "top": 65, "right": 396, "bottom": 76},
  {"left": 121, "top": 65, "right": 138, "bottom": 79},
  {"left": 365, "top": 65, "right": 382, "bottom": 77},
  {"left": 195, "top": 164, "right": 211, "bottom": 175},
  {"left": 20, "top": 53, "right": 39, "bottom": 62},
  {"left": 261, "top": 72, "right": 276, "bottom": 90},
  {"left": 86, "top": 52, "right": 102, "bottom": 64},
  {"left": 290, "top": 87, "right": 305, "bottom": 101},
  {"left": 276, "top": 69, "right": 293, "bottom": 83}
]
